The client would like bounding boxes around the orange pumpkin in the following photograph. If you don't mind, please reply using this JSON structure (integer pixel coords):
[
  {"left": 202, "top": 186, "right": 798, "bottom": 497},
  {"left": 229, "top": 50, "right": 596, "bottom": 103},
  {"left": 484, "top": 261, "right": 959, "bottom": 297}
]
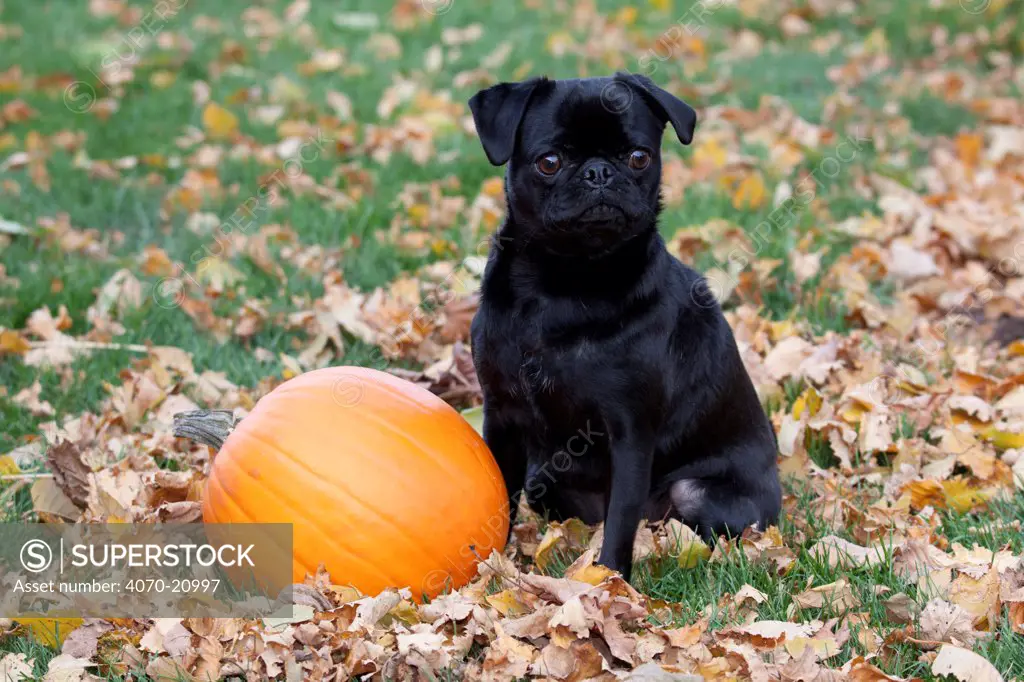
[{"left": 202, "top": 366, "right": 508, "bottom": 599}]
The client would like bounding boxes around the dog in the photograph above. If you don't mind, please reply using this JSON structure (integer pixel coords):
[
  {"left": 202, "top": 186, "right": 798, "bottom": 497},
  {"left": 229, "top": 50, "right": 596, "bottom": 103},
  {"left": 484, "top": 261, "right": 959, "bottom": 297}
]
[{"left": 467, "top": 73, "right": 781, "bottom": 581}]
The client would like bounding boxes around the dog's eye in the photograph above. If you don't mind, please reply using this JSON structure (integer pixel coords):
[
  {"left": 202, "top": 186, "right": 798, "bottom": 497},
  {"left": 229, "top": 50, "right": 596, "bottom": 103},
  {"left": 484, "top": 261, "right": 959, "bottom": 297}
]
[
  {"left": 628, "top": 149, "right": 651, "bottom": 170},
  {"left": 535, "top": 153, "right": 562, "bottom": 176}
]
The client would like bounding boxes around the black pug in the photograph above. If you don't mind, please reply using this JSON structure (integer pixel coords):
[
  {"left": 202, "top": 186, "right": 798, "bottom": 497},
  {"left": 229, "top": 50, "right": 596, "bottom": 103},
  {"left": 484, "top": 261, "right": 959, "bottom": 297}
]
[{"left": 468, "top": 73, "right": 781, "bottom": 581}]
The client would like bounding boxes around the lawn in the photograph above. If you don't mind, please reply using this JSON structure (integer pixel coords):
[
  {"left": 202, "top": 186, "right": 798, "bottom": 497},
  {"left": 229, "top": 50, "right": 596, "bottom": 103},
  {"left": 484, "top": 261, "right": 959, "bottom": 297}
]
[{"left": 2, "top": 0, "right": 1024, "bottom": 680}]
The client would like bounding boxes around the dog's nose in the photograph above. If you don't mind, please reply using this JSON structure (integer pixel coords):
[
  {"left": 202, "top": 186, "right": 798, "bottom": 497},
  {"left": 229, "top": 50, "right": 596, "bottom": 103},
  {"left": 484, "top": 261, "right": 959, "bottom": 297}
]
[{"left": 582, "top": 161, "right": 614, "bottom": 188}]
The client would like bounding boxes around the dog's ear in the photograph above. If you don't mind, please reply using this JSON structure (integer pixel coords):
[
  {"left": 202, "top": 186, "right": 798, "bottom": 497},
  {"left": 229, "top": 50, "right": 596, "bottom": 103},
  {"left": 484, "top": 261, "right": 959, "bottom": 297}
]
[
  {"left": 617, "top": 73, "right": 697, "bottom": 146},
  {"left": 468, "top": 78, "right": 546, "bottom": 166}
]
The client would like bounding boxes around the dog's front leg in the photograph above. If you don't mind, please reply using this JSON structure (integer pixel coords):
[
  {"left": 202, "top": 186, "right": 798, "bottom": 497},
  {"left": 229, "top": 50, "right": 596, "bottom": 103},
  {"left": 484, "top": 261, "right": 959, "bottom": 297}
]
[
  {"left": 482, "top": 407, "right": 528, "bottom": 538},
  {"left": 597, "top": 431, "right": 653, "bottom": 582}
]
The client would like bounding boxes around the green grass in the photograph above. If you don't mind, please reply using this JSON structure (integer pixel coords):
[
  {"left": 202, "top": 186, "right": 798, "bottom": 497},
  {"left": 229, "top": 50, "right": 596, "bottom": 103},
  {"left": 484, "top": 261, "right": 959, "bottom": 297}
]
[
  {"left": 527, "top": 478, "right": 1024, "bottom": 679},
  {"left": 2, "top": 0, "right": 1022, "bottom": 678}
]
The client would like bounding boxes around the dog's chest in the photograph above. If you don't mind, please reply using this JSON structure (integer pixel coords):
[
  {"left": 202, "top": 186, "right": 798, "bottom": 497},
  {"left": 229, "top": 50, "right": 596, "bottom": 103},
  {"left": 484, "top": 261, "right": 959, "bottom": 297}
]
[{"left": 502, "top": 306, "right": 610, "bottom": 423}]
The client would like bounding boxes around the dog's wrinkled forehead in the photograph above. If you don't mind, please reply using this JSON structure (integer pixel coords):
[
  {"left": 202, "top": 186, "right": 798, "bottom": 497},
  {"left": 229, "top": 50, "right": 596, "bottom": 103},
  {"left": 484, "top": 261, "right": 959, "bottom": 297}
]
[
  {"left": 468, "top": 73, "right": 695, "bottom": 166},
  {"left": 516, "top": 78, "right": 664, "bottom": 158}
]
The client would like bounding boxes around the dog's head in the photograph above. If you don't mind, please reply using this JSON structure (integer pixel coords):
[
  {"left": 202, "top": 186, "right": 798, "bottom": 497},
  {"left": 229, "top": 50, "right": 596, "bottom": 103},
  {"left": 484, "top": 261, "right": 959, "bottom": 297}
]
[{"left": 469, "top": 73, "right": 696, "bottom": 256}]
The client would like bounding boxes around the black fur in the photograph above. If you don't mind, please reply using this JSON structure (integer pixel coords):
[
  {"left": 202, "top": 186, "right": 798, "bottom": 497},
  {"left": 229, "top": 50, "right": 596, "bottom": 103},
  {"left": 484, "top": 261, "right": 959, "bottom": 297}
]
[{"left": 468, "top": 74, "right": 781, "bottom": 581}]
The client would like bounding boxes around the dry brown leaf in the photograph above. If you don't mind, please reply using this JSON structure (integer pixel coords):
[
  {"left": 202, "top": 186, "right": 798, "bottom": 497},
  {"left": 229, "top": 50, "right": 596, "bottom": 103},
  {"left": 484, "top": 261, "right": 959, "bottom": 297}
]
[
  {"left": 792, "top": 580, "right": 860, "bottom": 615},
  {"left": 13, "top": 381, "right": 55, "bottom": 417},
  {"left": 0, "top": 653, "right": 34, "bottom": 681},
  {"left": 807, "top": 536, "right": 889, "bottom": 569},
  {"left": 480, "top": 632, "right": 536, "bottom": 679},
  {"left": 949, "top": 568, "right": 1000, "bottom": 628},
  {"left": 882, "top": 593, "right": 917, "bottom": 625},
  {"left": 919, "top": 599, "right": 978, "bottom": 647},
  {"left": 31, "top": 477, "right": 82, "bottom": 522},
  {"left": 718, "top": 620, "right": 820, "bottom": 649},
  {"left": 931, "top": 644, "right": 1003, "bottom": 682},
  {"left": 46, "top": 440, "right": 90, "bottom": 509},
  {"left": 845, "top": 656, "right": 905, "bottom": 681},
  {"left": 139, "top": 619, "right": 191, "bottom": 657},
  {"left": 763, "top": 336, "right": 812, "bottom": 381}
]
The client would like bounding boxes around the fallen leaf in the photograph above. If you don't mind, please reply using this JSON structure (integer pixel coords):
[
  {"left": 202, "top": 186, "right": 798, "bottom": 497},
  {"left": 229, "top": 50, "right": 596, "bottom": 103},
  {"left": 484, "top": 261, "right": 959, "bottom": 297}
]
[
  {"left": 17, "top": 618, "right": 84, "bottom": 647},
  {"left": 808, "top": 535, "right": 888, "bottom": 569},
  {"left": 719, "top": 620, "right": 820, "bottom": 649},
  {"left": 784, "top": 634, "right": 840, "bottom": 661},
  {"left": 202, "top": 102, "right": 239, "bottom": 140},
  {"left": 659, "top": 520, "right": 711, "bottom": 568},
  {"left": 0, "top": 329, "right": 31, "bottom": 354},
  {"left": 764, "top": 336, "right": 812, "bottom": 381},
  {"left": 0, "top": 653, "right": 34, "bottom": 681},
  {"left": 931, "top": 644, "right": 1003, "bottom": 682},
  {"left": 919, "top": 599, "right": 978, "bottom": 647},
  {"left": 882, "top": 592, "right": 916, "bottom": 624},
  {"left": 45, "top": 440, "right": 90, "bottom": 509},
  {"left": 61, "top": 620, "right": 112, "bottom": 659},
  {"left": 732, "top": 173, "right": 767, "bottom": 210},
  {"left": 44, "top": 652, "right": 101, "bottom": 682},
  {"left": 31, "top": 478, "right": 82, "bottom": 521},
  {"left": 13, "top": 381, "right": 55, "bottom": 417},
  {"left": 792, "top": 580, "right": 859, "bottom": 614},
  {"left": 949, "top": 568, "right": 1000, "bottom": 628}
]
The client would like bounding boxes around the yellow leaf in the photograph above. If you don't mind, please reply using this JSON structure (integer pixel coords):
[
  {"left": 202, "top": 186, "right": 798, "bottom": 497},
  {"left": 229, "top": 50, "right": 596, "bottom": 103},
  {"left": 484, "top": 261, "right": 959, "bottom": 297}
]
[
  {"left": 534, "top": 526, "right": 563, "bottom": 571},
  {"left": 954, "top": 132, "right": 983, "bottom": 168},
  {"left": 486, "top": 589, "right": 529, "bottom": 616},
  {"left": 664, "top": 524, "right": 711, "bottom": 569},
  {"left": 732, "top": 173, "right": 767, "bottom": 210},
  {"left": 140, "top": 153, "right": 167, "bottom": 168},
  {"left": 17, "top": 617, "right": 84, "bottom": 646},
  {"left": 535, "top": 519, "right": 591, "bottom": 570},
  {"left": 687, "top": 36, "right": 707, "bottom": 60},
  {"left": 903, "top": 479, "right": 945, "bottom": 510},
  {"left": 784, "top": 635, "right": 840, "bottom": 660},
  {"left": 0, "top": 329, "right": 31, "bottom": 354},
  {"left": 768, "top": 320, "right": 796, "bottom": 341},
  {"left": 328, "top": 584, "right": 363, "bottom": 603},
  {"left": 840, "top": 403, "right": 867, "bottom": 425},
  {"left": 905, "top": 478, "right": 992, "bottom": 514},
  {"left": 692, "top": 138, "right": 727, "bottom": 169},
  {"left": 481, "top": 177, "right": 504, "bottom": 198},
  {"left": 387, "top": 600, "right": 420, "bottom": 625},
  {"left": 570, "top": 563, "right": 615, "bottom": 586},
  {"left": 202, "top": 102, "right": 239, "bottom": 140},
  {"left": 979, "top": 425, "right": 1024, "bottom": 450},
  {"left": 942, "top": 478, "right": 992, "bottom": 513},
  {"left": 649, "top": 0, "right": 672, "bottom": 10},
  {"left": 616, "top": 6, "right": 638, "bottom": 24},
  {"left": 0, "top": 454, "right": 19, "bottom": 475},
  {"left": 792, "top": 387, "right": 822, "bottom": 419},
  {"left": 407, "top": 203, "right": 430, "bottom": 225}
]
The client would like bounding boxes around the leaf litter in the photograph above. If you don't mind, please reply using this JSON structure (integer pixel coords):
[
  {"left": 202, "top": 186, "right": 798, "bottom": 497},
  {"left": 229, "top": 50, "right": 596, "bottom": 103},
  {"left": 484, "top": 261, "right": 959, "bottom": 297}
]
[{"left": 2, "top": 0, "right": 1024, "bottom": 679}]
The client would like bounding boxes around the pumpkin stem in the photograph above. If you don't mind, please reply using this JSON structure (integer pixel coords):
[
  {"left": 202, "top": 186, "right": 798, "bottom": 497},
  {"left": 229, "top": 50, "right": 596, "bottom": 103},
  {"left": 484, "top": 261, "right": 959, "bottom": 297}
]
[{"left": 173, "top": 409, "right": 238, "bottom": 450}]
